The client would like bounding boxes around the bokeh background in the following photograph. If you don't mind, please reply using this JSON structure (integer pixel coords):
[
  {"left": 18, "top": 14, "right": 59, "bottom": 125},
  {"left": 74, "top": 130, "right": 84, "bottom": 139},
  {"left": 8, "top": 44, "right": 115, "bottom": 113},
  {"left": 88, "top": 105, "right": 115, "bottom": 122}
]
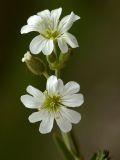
[{"left": 0, "top": 0, "right": 120, "bottom": 159}]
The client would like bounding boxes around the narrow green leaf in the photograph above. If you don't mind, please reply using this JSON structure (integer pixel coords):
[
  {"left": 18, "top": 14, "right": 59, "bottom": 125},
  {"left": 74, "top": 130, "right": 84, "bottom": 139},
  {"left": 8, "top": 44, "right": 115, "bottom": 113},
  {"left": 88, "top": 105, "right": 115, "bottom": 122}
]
[{"left": 90, "top": 150, "right": 111, "bottom": 160}]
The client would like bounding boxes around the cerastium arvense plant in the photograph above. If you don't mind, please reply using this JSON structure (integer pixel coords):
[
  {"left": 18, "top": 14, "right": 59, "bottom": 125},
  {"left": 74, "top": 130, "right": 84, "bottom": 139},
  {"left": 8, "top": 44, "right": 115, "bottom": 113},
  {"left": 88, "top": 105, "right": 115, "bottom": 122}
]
[{"left": 20, "top": 8, "right": 111, "bottom": 160}]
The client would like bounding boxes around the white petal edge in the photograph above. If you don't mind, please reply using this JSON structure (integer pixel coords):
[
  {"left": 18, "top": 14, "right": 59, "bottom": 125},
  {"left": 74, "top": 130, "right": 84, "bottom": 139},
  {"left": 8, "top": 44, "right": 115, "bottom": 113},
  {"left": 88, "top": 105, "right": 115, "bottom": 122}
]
[
  {"left": 27, "top": 15, "right": 42, "bottom": 25},
  {"left": 30, "top": 35, "right": 46, "bottom": 54},
  {"left": 63, "top": 32, "right": 79, "bottom": 48},
  {"left": 62, "top": 81, "right": 80, "bottom": 96},
  {"left": 39, "top": 112, "right": 54, "bottom": 134},
  {"left": 62, "top": 94, "right": 84, "bottom": 107},
  {"left": 26, "top": 85, "right": 43, "bottom": 98},
  {"left": 28, "top": 109, "right": 48, "bottom": 123},
  {"left": 57, "top": 79, "right": 64, "bottom": 94},
  {"left": 51, "top": 8, "right": 62, "bottom": 29},
  {"left": 37, "top": 9, "right": 50, "bottom": 19},
  {"left": 42, "top": 39, "right": 54, "bottom": 55},
  {"left": 56, "top": 113, "right": 72, "bottom": 133},
  {"left": 21, "top": 25, "right": 39, "bottom": 34},
  {"left": 51, "top": 8, "right": 62, "bottom": 20},
  {"left": 57, "top": 38, "right": 68, "bottom": 53},
  {"left": 58, "top": 12, "right": 80, "bottom": 33},
  {"left": 46, "top": 75, "right": 58, "bottom": 94},
  {"left": 20, "top": 95, "right": 40, "bottom": 109},
  {"left": 61, "top": 107, "right": 81, "bottom": 124}
]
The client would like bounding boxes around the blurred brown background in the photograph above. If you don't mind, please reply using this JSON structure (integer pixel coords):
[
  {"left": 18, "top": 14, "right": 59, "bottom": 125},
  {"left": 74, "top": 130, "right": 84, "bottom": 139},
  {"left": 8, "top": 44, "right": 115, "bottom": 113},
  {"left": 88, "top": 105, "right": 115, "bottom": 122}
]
[{"left": 0, "top": 0, "right": 120, "bottom": 159}]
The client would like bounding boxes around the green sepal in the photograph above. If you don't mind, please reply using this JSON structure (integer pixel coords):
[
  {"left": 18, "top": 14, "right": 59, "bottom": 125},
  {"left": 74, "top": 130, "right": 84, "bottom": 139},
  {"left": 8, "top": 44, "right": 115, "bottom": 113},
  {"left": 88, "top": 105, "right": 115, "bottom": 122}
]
[
  {"left": 48, "top": 61, "right": 60, "bottom": 70},
  {"left": 59, "top": 52, "right": 70, "bottom": 69},
  {"left": 48, "top": 52, "right": 71, "bottom": 71},
  {"left": 47, "top": 52, "right": 56, "bottom": 63}
]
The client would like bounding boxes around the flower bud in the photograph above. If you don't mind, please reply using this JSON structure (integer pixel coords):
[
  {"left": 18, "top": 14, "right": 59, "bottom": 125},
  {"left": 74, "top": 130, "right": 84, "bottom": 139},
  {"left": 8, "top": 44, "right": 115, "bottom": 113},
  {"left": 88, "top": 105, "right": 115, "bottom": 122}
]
[
  {"left": 47, "top": 52, "right": 56, "bottom": 63},
  {"left": 59, "top": 51, "right": 71, "bottom": 69},
  {"left": 22, "top": 51, "right": 46, "bottom": 76}
]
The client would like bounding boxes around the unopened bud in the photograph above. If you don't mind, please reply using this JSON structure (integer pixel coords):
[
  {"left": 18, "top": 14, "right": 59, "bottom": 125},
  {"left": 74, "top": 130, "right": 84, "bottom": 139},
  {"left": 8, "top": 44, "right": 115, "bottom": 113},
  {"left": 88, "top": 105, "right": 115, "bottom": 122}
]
[
  {"left": 59, "top": 51, "right": 71, "bottom": 69},
  {"left": 47, "top": 52, "right": 56, "bottom": 63},
  {"left": 22, "top": 51, "right": 46, "bottom": 76}
]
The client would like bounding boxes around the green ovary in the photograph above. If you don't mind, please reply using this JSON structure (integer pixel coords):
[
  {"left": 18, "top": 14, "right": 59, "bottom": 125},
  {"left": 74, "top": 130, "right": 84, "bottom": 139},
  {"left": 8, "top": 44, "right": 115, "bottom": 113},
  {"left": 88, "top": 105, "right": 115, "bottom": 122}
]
[{"left": 43, "top": 95, "right": 61, "bottom": 112}]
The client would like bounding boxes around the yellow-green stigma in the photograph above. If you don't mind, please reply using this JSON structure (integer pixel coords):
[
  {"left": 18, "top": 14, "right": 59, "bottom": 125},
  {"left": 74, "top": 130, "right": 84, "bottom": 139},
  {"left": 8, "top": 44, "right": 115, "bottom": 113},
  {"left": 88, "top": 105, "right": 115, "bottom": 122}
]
[
  {"left": 44, "top": 29, "right": 59, "bottom": 39},
  {"left": 43, "top": 94, "right": 61, "bottom": 112}
]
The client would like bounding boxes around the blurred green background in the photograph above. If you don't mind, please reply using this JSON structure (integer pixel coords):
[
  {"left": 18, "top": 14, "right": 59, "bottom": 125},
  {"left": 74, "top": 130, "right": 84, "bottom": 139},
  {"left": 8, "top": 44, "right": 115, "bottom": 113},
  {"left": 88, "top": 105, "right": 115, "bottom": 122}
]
[{"left": 0, "top": 0, "right": 120, "bottom": 159}]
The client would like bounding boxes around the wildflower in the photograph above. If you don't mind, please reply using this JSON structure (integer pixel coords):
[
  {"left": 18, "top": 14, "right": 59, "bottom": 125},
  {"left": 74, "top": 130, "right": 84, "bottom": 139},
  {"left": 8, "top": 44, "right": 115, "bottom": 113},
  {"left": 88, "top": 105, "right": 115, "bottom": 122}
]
[
  {"left": 20, "top": 75, "right": 84, "bottom": 134},
  {"left": 21, "top": 8, "right": 80, "bottom": 55}
]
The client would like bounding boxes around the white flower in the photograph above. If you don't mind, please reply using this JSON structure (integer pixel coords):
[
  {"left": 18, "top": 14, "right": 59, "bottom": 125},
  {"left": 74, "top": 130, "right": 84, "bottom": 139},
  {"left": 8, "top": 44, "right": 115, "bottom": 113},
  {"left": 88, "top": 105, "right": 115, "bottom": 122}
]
[
  {"left": 20, "top": 75, "right": 84, "bottom": 134},
  {"left": 21, "top": 8, "right": 80, "bottom": 55}
]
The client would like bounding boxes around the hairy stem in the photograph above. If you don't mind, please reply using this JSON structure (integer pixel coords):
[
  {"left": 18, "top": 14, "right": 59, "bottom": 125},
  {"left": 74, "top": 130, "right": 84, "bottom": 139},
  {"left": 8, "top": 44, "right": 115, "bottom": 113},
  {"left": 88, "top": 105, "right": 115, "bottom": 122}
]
[
  {"left": 61, "top": 132, "right": 71, "bottom": 151},
  {"left": 43, "top": 71, "right": 49, "bottom": 79},
  {"left": 55, "top": 69, "right": 60, "bottom": 78}
]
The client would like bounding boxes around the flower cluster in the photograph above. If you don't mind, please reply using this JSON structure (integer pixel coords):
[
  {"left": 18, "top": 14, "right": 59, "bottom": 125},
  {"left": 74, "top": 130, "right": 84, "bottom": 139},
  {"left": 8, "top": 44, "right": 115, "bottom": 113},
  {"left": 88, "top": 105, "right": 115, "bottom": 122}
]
[
  {"left": 20, "top": 7, "right": 111, "bottom": 160},
  {"left": 20, "top": 8, "right": 84, "bottom": 134}
]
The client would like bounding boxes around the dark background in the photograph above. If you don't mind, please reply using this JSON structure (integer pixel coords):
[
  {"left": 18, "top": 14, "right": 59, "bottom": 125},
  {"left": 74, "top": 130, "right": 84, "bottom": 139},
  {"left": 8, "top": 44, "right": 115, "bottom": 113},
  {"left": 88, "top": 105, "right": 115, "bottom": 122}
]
[{"left": 0, "top": 0, "right": 120, "bottom": 159}]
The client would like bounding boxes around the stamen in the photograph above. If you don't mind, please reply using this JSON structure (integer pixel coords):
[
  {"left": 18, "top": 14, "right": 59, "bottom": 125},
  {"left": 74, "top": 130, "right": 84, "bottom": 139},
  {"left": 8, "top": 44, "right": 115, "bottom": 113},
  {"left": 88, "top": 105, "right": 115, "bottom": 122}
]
[
  {"left": 44, "top": 29, "right": 59, "bottom": 39},
  {"left": 43, "top": 94, "right": 61, "bottom": 112}
]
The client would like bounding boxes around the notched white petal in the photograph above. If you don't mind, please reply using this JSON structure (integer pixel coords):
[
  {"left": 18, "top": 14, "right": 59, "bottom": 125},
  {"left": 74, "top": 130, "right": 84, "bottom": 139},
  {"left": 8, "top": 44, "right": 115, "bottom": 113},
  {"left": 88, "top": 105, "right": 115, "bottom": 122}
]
[
  {"left": 51, "top": 8, "right": 62, "bottom": 29},
  {"left": 42, "top": 39, "right": 54, "bottom": 55},
  {"left": 56, "top": 115, "right": 72, "bottom": 133},
  {"left": 39, "top": 113, "right": 54, "bottom": 134},
  {"left": 63, "top": 81, "right": 80, "bottom": 95},
  {"left": 37, "top": 9, "right": 50, "bottom": 19},
  {"left": 58, "top": 12, "right": 80, "bottom": 33},
  {"left": 28, "top": 111, "right": 42, "bottom": 123},
  {"left": 62, "top": 94, "right": 84, "bottom": 107},
  {"left": 61, "top": 107, "right": 81, "bottom": 124},
  {"left": 64, "top": 32, "right": 79, "bottom": 48},
  {"left": 20, "top": 95, "right": 40, "bottom": 109},
  {"left": 57, "top": 38, "right": 68, "bottom": 53},
  {"left": 30, "top": 35, "right": 46, "bottom": 54},
  {"left": 26, "top": 85, "right": 43, "bottom": 98},
  {"left": 27, "top": 15, "right": 42, "bottom": 25},
  {"left": 20, "top": 25, "right": 39, "bottom": 34},
  {"left": 57, "top": 79, "right": 64, "bottom": 94},
  {"left": 46, "top": 75, "right": 58, "bottom": 94},
  {"left": 28, "top": 109, "right": 48, "bottom": 123},
  {"left": 51, "top": 8, "right": 62, "bottom": 19}
]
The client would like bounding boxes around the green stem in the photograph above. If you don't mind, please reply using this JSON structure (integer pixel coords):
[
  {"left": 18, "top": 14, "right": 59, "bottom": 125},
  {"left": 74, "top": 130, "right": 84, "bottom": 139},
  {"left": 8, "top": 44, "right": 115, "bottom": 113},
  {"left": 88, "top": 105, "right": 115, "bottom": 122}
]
[
  {"left": 55, "top": 69, "right": 60, "bottom": 78},
  {"left": 54, "top": 40, "right": 60, "bottom": 78},
  {"left": 61, "top": 132, "right": 71, "bottom": 151},
  {"left": 62, "top": 132, "right": 81, "bottom": 160},
  {"left": 70, "top": 131, "right": 84, "bottom": 160},
  {"left": 43, "top": 71, "right": 49, "bottom": 79},
  {"left": 54, "top": 40, "right": 59, "bottom": 57}
]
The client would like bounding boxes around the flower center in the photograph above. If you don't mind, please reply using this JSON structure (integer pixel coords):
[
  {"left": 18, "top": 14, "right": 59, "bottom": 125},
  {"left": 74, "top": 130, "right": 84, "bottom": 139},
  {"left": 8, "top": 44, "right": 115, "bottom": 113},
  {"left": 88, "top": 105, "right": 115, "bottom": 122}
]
[
  {"left": 44, "top": 29, "right": 59, "bottom": 39},
  {"left": 43, "top": 94, "right": 61, "bottom": 112}
]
